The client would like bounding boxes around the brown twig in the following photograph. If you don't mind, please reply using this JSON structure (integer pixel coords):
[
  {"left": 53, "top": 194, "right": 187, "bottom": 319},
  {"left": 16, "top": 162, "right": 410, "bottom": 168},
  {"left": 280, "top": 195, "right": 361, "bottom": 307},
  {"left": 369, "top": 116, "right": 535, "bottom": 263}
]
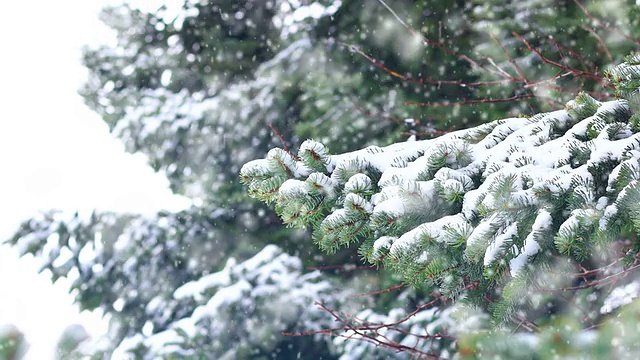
[
  {"left": 344, "top": 43, "right": 509, "bottom": 88},
  {"left": 582, "top": 25, "right": 614, "bottom": 62},
  {"left": 285, "top": 299, "right": 451, "bottom": 359},
  {"left": 350, "top": 284, "right": 407, "bottom": 298},
  {"left": 406, "top": 94, "right": 535, "bottom": 108},
  {"left": 267, "top": 122, "right": 290, "bottom": 154},
  {"left": 489, "top": 32, "right": 527, "bottom": 81},
  {"left": 512, "top": 32, "right": 606, "bottom": 84},
  {"left": 537, "top": 262, "right": 640, "bottom": 293}
]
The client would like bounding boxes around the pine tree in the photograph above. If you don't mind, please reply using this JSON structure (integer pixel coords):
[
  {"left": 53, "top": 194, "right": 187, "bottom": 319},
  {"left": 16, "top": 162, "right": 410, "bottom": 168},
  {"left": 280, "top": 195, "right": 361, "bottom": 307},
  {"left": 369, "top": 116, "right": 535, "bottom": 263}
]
[{"left": 242, "top": 54, "right": 640, "bottom": 357}]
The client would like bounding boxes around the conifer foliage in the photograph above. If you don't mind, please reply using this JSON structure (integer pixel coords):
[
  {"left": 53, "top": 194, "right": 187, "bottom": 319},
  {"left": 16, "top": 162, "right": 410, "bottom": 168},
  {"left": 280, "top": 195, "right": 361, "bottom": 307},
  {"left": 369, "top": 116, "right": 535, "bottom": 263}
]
[{"left": 242, "top": 54, "right": 640, "bottom": 327}]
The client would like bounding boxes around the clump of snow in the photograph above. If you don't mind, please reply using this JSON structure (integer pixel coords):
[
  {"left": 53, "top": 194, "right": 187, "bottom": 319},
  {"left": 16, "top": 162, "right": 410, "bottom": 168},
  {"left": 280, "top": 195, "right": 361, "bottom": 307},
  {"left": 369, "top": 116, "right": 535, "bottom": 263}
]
[
  {"left": 344, "top": 193, "right": 373, "bottom": 213},
  {"left": 467, "top": 213, "right": 499, "bottom": 248},
  {"left": 599, "top": 204, "right": 619, "bottom": 230},
  {"left": 240, "top": 159, "right": 271, "bottom": 177},
  {"left": 373, "top": 195, "right": 407, "bottom": 218},
  {"left": 278, "top": 179, "right": 309, "bottom": 199},
  {"left": 389, "top": 214, "right": 468, "bottom": 257},
  {"left": 299, "top": 139, "right": 332, "bottom": 170},
  {"left": 344, "top": 173, "right": 373, "bottom": 194},
  {"left": 174, "top": 268, "right": 232, "bottom": 301},
  {"left": 483, "top": 222, "right": 518, "bottom": 267},
  {"left": 373, "top": 236, "right": 396, "bottom": 253},
  {"left": 601, "top": 280, "right": 640, "bottom": 314},
  {"left": 509, "top": 210, "right": 552, "bottom": 276},
  {"left": 268, "top": 148, "right": 311, "bottom": 178}
]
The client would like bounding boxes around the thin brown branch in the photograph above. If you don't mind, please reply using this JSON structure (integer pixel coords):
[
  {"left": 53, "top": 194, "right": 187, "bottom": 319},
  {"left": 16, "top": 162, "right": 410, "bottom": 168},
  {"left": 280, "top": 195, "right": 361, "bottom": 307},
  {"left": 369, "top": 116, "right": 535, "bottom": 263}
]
[
  {"left": 406, "top": 94, "right": 535, "bottom": 108},
  {"left": 512, "top": 32, "right": 606, "bottom": 84},
  {"left": 581, "top": 26, "right": 614, "bottom": 62},
  {"left": 267, "top": 122, "right": 290, "bottom": 154},
  {"left": 549, "top": 37, "right": 595, "bottom": 73},
  {"left": 537, "top": 262, "right": 640, "bottom": 293},
  {"left": 489, "top": 32, "right": 527, "bottom": 81},
  {"left": 284, "top": 300, "right": 450, "bottom": 359},
  {"left": 350, "top": 284, "right": 407, "bottom": 298},
  {"left": 344, "top": 43, "right": 510, "bottom": 88}
]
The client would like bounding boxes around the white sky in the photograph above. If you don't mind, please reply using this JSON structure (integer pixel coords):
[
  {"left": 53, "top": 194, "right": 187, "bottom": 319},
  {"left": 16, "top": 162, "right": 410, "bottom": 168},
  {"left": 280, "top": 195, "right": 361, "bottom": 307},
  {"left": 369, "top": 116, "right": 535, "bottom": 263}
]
[{"left": 0, "top": 0, "right": 188, "bottom": 358}]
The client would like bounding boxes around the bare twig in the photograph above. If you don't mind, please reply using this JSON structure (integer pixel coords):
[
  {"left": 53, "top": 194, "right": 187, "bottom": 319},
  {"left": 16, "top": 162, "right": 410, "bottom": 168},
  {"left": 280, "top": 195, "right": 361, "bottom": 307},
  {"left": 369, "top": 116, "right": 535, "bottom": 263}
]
[
  {"left": 344, "top": 43, "right": 509, "bottom": 88},
  {"left": 490, "top": 32, "right": 527, "bottom": 81},
  {"left": 406, "top": 94, "right": 535, "bottom": 108},
  {"left": 285, "top": 299, "right": 451, "bottom": 359},
  {"left": 267, "top": 122, "right": 290, "bottom": 154},
  {"left": 513, "top": 32, "right": 606, "bottom": 84},
  {"left": 350, "top": 284, "right": 407, "bottom": 298},
  {"left": 582, "top": 25, "right": 614, "bottom": 62},
  {"left": 537, "top": 262, "right": 640, "bottom": 293}
]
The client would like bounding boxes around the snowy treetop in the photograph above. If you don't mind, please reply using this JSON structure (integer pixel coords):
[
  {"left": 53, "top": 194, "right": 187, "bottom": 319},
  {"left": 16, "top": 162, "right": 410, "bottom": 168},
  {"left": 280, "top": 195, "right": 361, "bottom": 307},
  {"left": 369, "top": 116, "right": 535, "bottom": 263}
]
[{"left": 242, "top": 54, "right": 640, "bottom": 322}]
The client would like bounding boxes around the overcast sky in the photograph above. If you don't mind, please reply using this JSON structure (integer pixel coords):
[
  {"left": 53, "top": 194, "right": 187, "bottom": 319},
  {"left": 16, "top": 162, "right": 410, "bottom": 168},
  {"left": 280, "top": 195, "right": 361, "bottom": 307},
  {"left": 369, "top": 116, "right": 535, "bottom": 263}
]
[{"left": 0, "top": 1, "right": 188, "bottom": 357}]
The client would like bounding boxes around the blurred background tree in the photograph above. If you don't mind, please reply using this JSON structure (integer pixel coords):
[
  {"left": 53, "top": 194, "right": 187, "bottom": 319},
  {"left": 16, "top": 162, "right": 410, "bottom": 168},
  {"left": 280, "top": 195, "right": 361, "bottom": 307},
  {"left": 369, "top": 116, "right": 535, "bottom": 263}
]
[
  {"left": 6, "top": 0, "right": 640, "bottom": 358},
  {"left": 0, "top": 325, "right": 27, "bottom": 360}
]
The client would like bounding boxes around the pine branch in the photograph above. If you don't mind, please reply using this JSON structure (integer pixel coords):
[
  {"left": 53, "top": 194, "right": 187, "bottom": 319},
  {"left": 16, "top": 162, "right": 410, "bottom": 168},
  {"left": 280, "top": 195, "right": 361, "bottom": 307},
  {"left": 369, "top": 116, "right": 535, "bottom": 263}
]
[{"left": 241, "top": 55, "right": 640, "bottom": 327}]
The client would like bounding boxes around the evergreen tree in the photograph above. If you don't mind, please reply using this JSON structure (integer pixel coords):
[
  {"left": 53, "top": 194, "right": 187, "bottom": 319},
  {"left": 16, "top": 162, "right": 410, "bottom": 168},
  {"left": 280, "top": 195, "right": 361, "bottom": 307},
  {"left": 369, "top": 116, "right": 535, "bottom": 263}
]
[{"left": 6, "top": 0, "right": 640, "bottom": 358}]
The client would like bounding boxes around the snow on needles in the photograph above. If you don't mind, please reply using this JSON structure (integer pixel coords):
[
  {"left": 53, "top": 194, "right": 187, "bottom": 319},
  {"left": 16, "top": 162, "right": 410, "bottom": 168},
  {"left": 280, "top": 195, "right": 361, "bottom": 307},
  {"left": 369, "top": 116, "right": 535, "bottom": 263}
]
[{"left": 509, "top": 209, "right": 552, "bottom": 277}]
